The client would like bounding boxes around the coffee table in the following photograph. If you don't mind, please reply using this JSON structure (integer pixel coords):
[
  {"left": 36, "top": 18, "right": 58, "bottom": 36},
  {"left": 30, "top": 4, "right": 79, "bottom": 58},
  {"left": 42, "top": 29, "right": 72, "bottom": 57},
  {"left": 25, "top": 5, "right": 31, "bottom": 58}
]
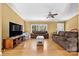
[{"left": 36, "top": 36, "right": 44, "bottom": 46}]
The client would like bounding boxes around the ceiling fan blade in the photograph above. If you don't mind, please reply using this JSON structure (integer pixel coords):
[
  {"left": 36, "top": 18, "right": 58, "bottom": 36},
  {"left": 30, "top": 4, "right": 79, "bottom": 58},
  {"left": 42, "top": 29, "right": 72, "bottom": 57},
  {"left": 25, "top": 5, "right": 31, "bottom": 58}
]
[
  {"left": 47, "top": 15, "right": 55, "bottom": 18},
  {"left": 52, "top": 13, "right": 58, "bottom": 15},
  {"left": 47, "top": 11, "right": 58, "bottom": 19}
]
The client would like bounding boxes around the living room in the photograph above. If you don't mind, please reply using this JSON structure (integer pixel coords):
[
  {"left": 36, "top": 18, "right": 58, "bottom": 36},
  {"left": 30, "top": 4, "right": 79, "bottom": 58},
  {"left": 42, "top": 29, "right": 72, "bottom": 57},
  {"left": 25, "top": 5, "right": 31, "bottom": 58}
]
[{"left": 0, "top": 3, "right": 78, "bottom": 56}]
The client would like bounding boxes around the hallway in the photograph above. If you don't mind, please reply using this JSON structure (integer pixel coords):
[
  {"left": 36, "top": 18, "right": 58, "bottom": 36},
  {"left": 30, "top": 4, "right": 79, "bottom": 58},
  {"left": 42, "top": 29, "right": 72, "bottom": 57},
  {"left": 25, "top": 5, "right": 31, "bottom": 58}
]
[{"left": 2, "top": 38, "right": 78, "bottom": 56}]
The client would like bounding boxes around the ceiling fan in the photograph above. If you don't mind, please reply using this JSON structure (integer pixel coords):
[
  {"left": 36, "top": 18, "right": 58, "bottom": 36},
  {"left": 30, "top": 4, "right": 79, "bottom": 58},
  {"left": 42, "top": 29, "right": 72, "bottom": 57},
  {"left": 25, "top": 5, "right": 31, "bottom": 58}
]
[{"left": 47, "top": 12, "right": 58, "bottom": 18}]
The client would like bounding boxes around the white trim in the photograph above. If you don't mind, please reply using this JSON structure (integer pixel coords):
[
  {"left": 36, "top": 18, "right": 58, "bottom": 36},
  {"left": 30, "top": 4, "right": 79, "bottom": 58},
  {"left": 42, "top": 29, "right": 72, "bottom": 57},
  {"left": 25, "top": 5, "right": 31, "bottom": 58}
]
[{"left": 7, "top": 4, "right": 25, "bottom": 20}]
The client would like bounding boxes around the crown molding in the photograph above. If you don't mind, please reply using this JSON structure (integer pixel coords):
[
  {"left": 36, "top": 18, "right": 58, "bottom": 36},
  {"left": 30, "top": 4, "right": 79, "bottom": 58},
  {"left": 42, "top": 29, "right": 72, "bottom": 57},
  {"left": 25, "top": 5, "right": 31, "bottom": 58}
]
[{"left": 7, "top": 3, "right": 25, "bottom": 20}]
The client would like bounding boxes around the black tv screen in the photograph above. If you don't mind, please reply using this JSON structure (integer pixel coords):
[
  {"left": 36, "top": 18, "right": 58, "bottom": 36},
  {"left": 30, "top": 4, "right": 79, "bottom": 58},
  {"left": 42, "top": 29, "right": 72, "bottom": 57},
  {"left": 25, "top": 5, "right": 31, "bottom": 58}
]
[{"left": 9, "top": 22, "right": 23, "bottom": 37}]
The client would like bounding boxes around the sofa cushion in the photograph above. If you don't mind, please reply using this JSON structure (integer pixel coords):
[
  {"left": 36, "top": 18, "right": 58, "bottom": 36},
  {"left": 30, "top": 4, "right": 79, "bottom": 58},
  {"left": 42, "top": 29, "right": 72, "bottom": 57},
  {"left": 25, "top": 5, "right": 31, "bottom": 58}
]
[
  {"left": 31, "top": 31, "right": 49, "bottom": 39},
  {"left": 60, "top": 36, "right": 65, "bottom": 41},
  {"left": 65, "top": 32, "right": 78, "bottom": 38},
  {"left": 33, "top": 31, "right": 47, "bottom": 34},
  {"left": 58, "top": 31, "right": 65, "bottom": 36}
]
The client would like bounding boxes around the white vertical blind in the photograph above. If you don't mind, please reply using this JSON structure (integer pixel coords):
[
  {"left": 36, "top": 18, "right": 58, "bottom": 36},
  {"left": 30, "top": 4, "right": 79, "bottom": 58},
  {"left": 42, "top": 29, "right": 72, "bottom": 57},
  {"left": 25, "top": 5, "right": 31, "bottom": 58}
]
[
  {"left": 31, "top": 24, "right": 48, "bottom": 32},
  {"left": 57, "top": 23, "right": 64, "bottom": 33}
]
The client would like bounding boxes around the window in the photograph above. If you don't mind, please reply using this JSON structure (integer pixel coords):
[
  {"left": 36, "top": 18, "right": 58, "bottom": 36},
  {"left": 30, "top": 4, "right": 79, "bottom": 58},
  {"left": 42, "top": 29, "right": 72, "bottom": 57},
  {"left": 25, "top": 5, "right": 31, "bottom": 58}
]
[
  {"left": 31, "top": 24, "right": 47, "bottom": 32},
  {"left": 57, "top": 23, "right": 64, "bottom": 33}
]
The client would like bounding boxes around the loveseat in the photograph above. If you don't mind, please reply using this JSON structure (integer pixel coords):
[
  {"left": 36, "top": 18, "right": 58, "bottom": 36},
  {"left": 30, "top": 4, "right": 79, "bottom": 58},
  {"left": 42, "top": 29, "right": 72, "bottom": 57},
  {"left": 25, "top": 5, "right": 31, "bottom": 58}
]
[{"left": 31, "top": 31, "right": 49, "bottom": 39}]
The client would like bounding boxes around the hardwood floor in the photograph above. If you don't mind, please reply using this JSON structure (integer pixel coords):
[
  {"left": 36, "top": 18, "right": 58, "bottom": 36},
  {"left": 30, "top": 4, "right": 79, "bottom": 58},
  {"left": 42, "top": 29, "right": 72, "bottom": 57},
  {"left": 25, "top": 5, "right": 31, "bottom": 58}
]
[
  {"left": 0, "top": 52, "right": 2, "bottom": 56},
  {"left": 2, "top": 38, "right": 78, "bottom": 56},
  {"left": 78, "top": 53, "right": 79, "bottom": 56}
]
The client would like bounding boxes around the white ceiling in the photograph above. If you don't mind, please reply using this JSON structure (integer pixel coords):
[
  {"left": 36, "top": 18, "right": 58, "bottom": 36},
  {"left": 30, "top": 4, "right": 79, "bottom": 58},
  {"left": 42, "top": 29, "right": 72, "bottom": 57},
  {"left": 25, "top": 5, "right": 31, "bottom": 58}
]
[{"left": 8, "top": 3, "right": 78, "bottom": 21}]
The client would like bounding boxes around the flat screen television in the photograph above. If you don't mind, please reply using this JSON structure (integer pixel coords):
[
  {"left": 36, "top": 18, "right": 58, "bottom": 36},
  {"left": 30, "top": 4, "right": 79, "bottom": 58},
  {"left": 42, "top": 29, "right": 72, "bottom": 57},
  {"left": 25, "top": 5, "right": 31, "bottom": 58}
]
[{"left": 9, "top": 22, "right": 23, "bottom": 37}]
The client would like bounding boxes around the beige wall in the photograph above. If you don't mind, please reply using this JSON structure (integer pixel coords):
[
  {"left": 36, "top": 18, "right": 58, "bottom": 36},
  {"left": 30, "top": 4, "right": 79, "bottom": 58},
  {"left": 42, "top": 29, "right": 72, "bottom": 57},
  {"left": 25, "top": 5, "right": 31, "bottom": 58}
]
[
  {"left": 2, "top": 4, "right": 25, "bottom": 39},
  {"left": 78, "top": 3, "right": 79, "bottom": 51},
  {"left": 2, "top": 4, "right": 57, "bottom": 39},
  {"left": 0, "top": 4, "right": 2, "bottom": 54},
  {"left": 2, "top": 4, "right": 78, "bottom": 39},
  {"left": 65, "top": 15, "right": 78, "bottom": 31},
  {"left": 24, "top": 21, "right": 57, "bottom": 37},
  {"left": 78, "top": 4, "right": 79, "bottom": 32}
]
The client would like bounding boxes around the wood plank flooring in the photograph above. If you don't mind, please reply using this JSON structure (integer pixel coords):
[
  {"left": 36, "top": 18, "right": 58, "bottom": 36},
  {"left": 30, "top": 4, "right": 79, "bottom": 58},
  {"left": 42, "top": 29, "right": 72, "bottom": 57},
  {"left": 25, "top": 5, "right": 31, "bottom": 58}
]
[
  {"left": 0, "top": 52, "right": 2, "bottom": 56},
  {"left": 2, "top": 38, "right": 78, "bottom": 56},
  {"left": 78, "top": 53, "right": 79, "bottom": 56}
]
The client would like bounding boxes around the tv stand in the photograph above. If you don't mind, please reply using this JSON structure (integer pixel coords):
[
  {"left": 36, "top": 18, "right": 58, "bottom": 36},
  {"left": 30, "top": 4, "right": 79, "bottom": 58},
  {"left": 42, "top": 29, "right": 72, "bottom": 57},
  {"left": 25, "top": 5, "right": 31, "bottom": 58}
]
[{"left": 3, "top": 34, "right": 28, "bottom": 49}]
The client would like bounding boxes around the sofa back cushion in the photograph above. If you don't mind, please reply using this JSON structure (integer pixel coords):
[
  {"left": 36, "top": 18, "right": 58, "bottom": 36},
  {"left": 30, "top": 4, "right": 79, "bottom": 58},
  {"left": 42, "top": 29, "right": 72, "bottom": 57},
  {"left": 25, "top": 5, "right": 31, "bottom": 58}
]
[
  {"left": 58, "top": 31, "right": 65, "bottom": 36},
  {"left": 33, "top": 31, "right": 48, "bottom": 34},
  {"left": 65, "top": 32, "right": 78, "bottom": 38}
]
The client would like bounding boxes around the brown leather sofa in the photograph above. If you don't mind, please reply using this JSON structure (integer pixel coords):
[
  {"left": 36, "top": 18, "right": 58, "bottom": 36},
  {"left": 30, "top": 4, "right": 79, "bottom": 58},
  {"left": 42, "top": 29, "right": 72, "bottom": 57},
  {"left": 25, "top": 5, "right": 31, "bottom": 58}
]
[
  {"left": 52, "top": 31, "right": 78, "bottom": 52},
  {"left": 31, "top": 31, "right": 49, "bottom": 39}
]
